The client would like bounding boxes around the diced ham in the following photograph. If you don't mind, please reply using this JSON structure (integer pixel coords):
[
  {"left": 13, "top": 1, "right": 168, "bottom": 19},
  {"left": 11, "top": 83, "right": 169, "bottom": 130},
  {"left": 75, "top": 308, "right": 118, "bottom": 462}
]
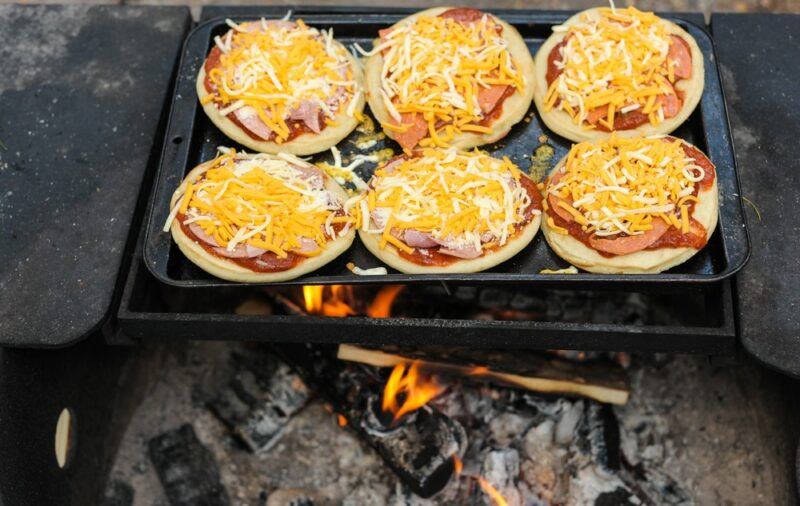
[
  {"left": 213, "top": 243, "right": 268, "bottom": 259},
  {"left": 668, "top": 35, "right": 692, "bottom": 80},
  {"left": 588, "top": 218, "right": 670, "bottom": 255},
  {"left": 478, "top": 85, "right": 508, "bottom": 115},
  {"left": 289, "top": 100, "right": 322, "bottom": 133},
  {"left": 379, "top": 157, "right": 405, "bottom": 174},
  {"left": 233, "top": 106, "right": 273, "bottom": 140},
  {"left": 438, "top": 244, "right": 482, "bottom": 259},
  {"left": 371, "top": 208, "right": 391, "bottom": 229},
  {"left": 378, "top": 28, "right": 393, "bottom": 40},
  {"left": 402, "top": 229, "right": 438, "bottom": 248},
  {"left": 432, "top": 236, "right": 482, "bottom": 259},
  {"left": 480, "top": 231, "right": 494, "bottom": 243},
  {"left": 295, "top": 237, "right": 319, "bottom": 253},
  {"left": 393, "top": 112, "right": 429, "bottom": 152},
  {"left": 189, "top": 223, "right": 219, "bottom": 247},
  {"left": 291, "top": 163, "right": 324, "bottom": 189}
]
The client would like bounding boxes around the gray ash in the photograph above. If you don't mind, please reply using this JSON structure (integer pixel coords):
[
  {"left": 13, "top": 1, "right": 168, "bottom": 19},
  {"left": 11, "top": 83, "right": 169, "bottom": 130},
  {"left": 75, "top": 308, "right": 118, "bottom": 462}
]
[{"left": 106, "top": 342, "right": 785, "bottom": 506}]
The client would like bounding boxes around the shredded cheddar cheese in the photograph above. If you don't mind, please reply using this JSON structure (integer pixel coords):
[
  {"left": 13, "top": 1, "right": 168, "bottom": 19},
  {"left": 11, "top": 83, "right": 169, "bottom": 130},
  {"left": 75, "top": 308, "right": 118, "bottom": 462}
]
[
  {"left": 545, "top": 7, "right": 685, "bottom": 128},
  {"left": 363, "top": 12, "right": 525, "bottom": 148},
  {"left": 346, "top": 148, "right": 538, "bottom": 255},
  {"left": 547, "top": 136, "right": 706, "bottom": 237},
  {"left": 164, "top": 149, "right": 351, "bottom": 258},
  {"left": 205, "top": 19, "right": 359, "bottom": 142}
]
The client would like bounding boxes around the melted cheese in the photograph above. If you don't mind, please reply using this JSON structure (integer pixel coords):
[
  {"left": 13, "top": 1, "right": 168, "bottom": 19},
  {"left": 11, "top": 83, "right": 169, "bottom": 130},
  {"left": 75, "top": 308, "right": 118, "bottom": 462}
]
[
  {"left": 316, "top": 146, "right": 369, "bottom": 191},
  {"left": 206, "top": 19, "right": 360, "bottom": 142},
  {"left": 347, "top": 148, "right": 535, "bottom": 255},
  {"left": 166, "top": 148, "right": 351, "bottom": 257},
  {"left": 547, "top": 136, "right": 706, "bottom": 237},
  {"left": 545, "top": 7, "right": 682, "bottom": 128},
  {"left": 362, "top": 13, "right": 525, "bottom": 148}
]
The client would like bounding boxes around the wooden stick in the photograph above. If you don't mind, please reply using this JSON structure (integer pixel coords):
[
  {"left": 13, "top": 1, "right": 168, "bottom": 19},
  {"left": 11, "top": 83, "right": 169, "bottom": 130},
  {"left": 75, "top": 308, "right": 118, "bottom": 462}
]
[{"left": 337, "top": 344, "right": 629, "bottom": 405}]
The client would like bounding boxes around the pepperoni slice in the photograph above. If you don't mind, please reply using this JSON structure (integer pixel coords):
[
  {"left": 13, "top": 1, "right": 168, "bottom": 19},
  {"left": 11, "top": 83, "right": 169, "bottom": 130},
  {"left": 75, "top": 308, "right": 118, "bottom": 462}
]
[
  {"left": 588, "top": 218, "right": 670, "bottom": 255},
  {"left": 439, "top": 7, "right": 487, "bottom": 24},
  {"left": 393, "top": 112, "right": 429, "bottom": 152},
  {"left": 546, "top": 40, "right": 568, "bottom": 87},
  {"left": 668, "top": 35, "right": 692, "bottom": 80},
  {"left": 233, "top": 106, "right": 273, "bottom": 141},
  {"left": 478, "top": 85, "right": 509, "bottom": 115},
  {"left": 546, "top": 170, "right": 576, "bottom": 223}
]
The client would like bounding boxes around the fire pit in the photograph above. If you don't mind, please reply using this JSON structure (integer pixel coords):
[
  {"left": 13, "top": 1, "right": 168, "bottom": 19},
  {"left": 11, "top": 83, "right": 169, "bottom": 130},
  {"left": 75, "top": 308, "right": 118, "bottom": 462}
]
[
  {"left": 1, "top": 4, "right": 800, "bottom": 506},
  {"left": 101, "top": 341, "right": 799, "bottom": 505}
]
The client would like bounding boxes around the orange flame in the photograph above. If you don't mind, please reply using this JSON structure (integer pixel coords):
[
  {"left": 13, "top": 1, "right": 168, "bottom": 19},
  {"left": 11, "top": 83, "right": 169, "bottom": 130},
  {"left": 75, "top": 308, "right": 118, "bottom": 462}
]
[
  {"left": 337, "top": 414, "right": 348, "bottom": 427},
  {"left": 366, "top": 285, "right": 404, "bottom": 318},
  {"left": 467, "top": 365, "right": 490, "bottom": 376},
  {"left": 303, "top": 285, "right": 324, "bottom": 313},
  {"left": 477, "top": 477, "right": 508, "bottom": 506},
  {"left": 381, "top": 362, "right": 443, "bottom": 423},
  {"left": 452, "top": 455, "right": 463, "bottom": 475},
  {"left": 302, "top": 285, "right": 356, "bottom": 317}
]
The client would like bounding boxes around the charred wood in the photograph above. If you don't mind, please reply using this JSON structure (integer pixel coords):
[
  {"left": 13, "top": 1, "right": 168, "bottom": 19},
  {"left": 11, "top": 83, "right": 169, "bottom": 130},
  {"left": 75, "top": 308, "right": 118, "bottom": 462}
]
[
  {"left": 102, "top": 479, "right": 134, "bottom": 506},
  {"left": 207, "top": 351, "right": 310, "bottom": 452},
  {"left": 274, "top": 344, "right": 467, "bottom": 498},
  {"left": 147, "top": 424, "right": 230, "bottom": 506},
  {"left": 337, "top": 344, "right": 629, "bottom": 405}
]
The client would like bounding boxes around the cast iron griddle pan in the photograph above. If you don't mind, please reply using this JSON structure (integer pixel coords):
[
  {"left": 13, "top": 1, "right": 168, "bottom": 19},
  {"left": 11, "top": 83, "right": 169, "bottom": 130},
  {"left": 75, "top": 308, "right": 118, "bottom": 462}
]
[{"left": 144, "top": 12, "right": 750, "bottom": 287}]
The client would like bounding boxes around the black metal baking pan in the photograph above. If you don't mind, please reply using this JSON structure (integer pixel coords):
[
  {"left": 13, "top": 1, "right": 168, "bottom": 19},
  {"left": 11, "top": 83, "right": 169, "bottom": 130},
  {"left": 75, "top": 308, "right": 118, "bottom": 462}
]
[
  {"left": 143, "top": 11, "right": 750, "bottom": 287},
  {"left": 117, "top": 244, "right": 737, "bottom": 354}
]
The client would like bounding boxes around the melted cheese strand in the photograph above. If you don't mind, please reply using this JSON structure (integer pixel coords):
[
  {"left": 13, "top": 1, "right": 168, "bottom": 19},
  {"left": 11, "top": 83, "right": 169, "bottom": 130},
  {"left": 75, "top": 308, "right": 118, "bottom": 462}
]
[{"left": 548, "top": 136, "right": 705, "bottom": 237}]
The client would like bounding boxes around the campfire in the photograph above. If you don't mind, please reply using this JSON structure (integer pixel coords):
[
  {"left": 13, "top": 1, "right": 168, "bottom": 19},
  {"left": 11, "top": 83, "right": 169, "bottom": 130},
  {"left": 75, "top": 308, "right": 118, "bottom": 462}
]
[{"left": 114, "top": 341, "right": 710, "bottom": 506}]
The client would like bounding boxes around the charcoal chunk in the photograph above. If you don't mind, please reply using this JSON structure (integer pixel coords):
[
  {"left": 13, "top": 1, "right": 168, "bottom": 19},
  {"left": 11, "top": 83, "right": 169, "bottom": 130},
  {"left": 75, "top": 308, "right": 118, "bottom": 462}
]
[
  {"left": 148, "top": 424, "right": 230, "bottom": 506},
  {"left": 361, "top": 399, "right": 467, "bottom": 499},
  {"left": 208, "top": 351, "right": 310, "bottom": 452},
  {"left": 595, "top": 487, "right": 639, "bottom": 506},
  {"left": 102, "top": 479, "right": 134, "bottom": 506}
]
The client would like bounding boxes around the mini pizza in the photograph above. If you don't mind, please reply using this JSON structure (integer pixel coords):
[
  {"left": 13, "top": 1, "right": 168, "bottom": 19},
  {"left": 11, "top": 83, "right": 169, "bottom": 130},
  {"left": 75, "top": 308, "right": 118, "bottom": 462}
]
[
  {"left": 540, "top": 135, "right": 718, "bottom": 274},
  {"left": 163, "top": 148, "right": 355, "bottom": 282},
  {"left": 361, "top": 7, "right": 535, "bottom": 153},
  {"left": 533, "top": 7, "right": 704, "bottom": 143},
  {"left": 197, "top": 18, "right": 366, "bottom": 155},
  {"left": 348, "top": 148, "right": 542, "bottom": 274}
]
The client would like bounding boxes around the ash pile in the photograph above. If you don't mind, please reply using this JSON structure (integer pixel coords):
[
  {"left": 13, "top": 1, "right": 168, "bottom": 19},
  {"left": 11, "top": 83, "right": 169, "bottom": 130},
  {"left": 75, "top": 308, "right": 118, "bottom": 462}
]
[{"left": 105, "top": 342, "right": 699, "bottom": 506}]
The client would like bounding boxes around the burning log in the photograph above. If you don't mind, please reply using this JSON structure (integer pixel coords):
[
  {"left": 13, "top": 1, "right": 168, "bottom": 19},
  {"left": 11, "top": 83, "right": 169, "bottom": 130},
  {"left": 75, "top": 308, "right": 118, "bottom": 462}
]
[
  {"left": 336, "top": 345, "right": 629, "bottom": 405},
  {"left": 207, "top": 351, "right": 311, "bottom": 452},
  {"left": 274, "top": 344, "right": 467, "bottom": 498},
  {"left": 147, "top": 424, "right": 230, "bottom": 506}
]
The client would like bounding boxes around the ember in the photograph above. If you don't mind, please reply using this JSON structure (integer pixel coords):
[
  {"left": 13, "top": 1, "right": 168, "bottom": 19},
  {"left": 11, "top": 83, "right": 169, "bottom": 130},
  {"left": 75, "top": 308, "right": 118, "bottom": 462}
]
[
  {"left": 382, "top": 361, "right": 443, "bottom": 423},
  {"left": 478, "top": 476, "right": 509, "bottom": 506}
]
